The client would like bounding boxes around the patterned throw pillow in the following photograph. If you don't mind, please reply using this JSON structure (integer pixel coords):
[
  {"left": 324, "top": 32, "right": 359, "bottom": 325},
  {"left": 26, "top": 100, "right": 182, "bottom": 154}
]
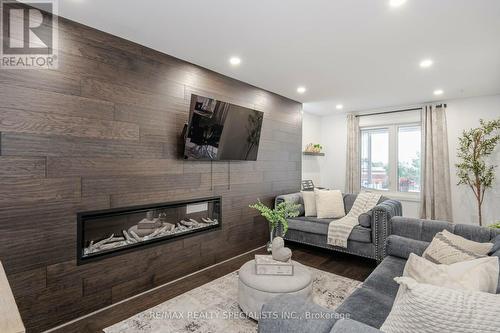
[
  {"left": 381, "top": 277, "right": 500, "bottom": 333},
  {"left": 422, "top": 230, "right": 493, "bottom": 265},
  {"left": 440, "top": 230, "right": 493, "bottom": 255}
]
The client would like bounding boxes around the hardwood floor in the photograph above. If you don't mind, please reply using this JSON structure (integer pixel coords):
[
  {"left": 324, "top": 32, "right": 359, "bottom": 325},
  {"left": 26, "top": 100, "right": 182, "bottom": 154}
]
[
  {"left": 47, "top": 243, "right": 376, "bottom": 333},
  {"left": 288, "top": 243, "right": 377, "bottom": 282}
]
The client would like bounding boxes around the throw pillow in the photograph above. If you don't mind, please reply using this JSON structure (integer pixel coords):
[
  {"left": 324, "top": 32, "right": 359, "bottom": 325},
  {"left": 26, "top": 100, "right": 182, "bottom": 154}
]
[
  {"left": 403, "top": 253, "right": 499, "bottom": 293},
  {"left": 423, "top": 231, "right": 485, "bottom": 264},
  {"left": 441, "top": 229, "right": 493, "bottom": 255},
  {"left": 314, "top": 189, "right": 345, "bottom": 219},
  {"left": 380, "top": 277, "right": 500, "bottom": 333},
  {"left": 301, "top": 191, "right": 316, "bottom": 217}
]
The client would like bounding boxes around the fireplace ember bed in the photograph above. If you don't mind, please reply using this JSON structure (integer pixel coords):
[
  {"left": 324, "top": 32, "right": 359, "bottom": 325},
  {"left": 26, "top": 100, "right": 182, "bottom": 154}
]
[{"left": 77, "top": 197, "right": 221, "bottom": 264}]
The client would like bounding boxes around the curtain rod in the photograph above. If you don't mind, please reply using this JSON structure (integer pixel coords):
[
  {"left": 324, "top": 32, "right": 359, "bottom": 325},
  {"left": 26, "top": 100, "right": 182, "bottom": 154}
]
[{"left": 355, "top": 104, "right": 446, "bottom": 118}]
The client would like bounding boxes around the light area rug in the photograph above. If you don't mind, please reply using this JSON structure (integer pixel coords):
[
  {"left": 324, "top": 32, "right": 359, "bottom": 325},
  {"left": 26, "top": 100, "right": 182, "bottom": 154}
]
[{"left": 104, "top": 265, "right": 361, "bottom": 333}]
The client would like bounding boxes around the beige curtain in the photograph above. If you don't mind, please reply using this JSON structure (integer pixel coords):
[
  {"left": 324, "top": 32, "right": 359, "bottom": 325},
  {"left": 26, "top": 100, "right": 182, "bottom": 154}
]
[
  {"left": 420, "top": 105, "right": 453, "bottom": 221},
  {"left": 345, "top": 114, "right": 361, "bottom": 193}
]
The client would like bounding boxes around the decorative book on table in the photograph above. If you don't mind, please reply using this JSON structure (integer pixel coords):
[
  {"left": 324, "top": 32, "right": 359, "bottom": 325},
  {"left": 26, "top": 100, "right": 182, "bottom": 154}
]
[{"left": 254, "top": 255, "right": 294, "bottom": 276}]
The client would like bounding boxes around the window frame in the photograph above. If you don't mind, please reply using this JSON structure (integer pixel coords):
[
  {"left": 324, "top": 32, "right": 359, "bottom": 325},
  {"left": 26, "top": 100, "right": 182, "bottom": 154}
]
[{"left": 359, "top": 122, "right": 421, "bottom": 201}]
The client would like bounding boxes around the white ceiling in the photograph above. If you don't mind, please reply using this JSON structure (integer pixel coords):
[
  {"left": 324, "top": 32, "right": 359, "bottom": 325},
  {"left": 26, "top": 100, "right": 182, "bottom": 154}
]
[{"left": 56, "top": 0, "right": 500, "bottom": 115}]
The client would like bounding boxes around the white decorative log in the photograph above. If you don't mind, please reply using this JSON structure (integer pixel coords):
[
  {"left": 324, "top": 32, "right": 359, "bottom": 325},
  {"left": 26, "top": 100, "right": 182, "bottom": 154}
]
[
  {"left": 123, "top": 230, "right": 136, "bottom": 244},
  {"left": 93, "top": 234, "right": 115, "bottom": 248},
  {"left": 129, "top": 230, "right": 143, "bottom": 242}
]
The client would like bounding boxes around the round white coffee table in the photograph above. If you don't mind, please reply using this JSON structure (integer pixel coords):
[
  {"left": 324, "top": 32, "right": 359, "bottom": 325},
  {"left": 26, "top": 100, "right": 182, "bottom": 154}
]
[{"left": 237, "top": 260, "right": 313, "bottom": 320}]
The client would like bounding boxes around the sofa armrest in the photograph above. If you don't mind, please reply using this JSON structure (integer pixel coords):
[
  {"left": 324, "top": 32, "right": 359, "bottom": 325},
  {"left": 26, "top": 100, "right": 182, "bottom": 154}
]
[
  {"left": 386, "top": 235, "right": 429, "bottom": 260},
  {"left": 371, "top": 200, "right": 402, "bottom": 261},
  {"left": 275, "top": 192, "right": 303, "bottom": 207},
  {"left": 330, "top": 319, "right": 382, "bottom": 333},
  {"left": 258, "top": 294, "right": 340, "bottom": 333}
]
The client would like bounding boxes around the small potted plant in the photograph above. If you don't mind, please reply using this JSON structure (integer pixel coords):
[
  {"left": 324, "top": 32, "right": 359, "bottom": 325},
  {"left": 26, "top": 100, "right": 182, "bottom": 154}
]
[{"left": 249, "top": 199, "right": 301, "bottom": 252}]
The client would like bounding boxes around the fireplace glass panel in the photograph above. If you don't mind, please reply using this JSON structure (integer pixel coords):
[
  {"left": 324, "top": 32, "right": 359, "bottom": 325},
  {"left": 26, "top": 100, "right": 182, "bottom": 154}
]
[{"left": 78, "top": 197, "right": 221, "bottom": 264}]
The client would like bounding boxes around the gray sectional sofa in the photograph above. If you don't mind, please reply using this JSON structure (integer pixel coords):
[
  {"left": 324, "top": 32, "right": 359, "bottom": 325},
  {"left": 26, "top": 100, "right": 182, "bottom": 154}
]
[
  {"left": 275, "top": 192, "right": 402, "bottom": 262},
  {"left": 258, "top": 217, "right": 500, "bottom": 333}
]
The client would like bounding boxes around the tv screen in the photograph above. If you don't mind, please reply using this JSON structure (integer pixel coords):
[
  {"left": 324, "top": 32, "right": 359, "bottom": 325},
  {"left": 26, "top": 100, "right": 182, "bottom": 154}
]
[{"left": 183, "top": 95, "right": 264, "bottom": 161}]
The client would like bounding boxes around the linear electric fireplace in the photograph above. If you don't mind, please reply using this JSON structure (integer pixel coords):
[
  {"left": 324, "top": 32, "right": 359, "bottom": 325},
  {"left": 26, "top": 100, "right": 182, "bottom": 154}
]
[{"left": 77, "top": 197, "right": 221, "bottom": 264}]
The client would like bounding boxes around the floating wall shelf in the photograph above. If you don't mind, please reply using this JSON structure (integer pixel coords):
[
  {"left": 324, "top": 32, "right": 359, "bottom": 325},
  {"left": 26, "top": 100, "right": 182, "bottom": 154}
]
[{"left": 303, "top": 152, "right": 325, "bottom": 156}]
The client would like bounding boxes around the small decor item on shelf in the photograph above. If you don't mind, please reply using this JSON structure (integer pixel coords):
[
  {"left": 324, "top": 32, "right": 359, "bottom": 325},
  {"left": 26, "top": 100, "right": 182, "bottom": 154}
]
[
  {"left": 271, "top": 237, "right": 292, "bottom": 262},
  {"left": 255, "top": 254, "right": 294, "bottom": 276},
  {"left": 305, "top": 143, "right": 323, "bottom": 153},
  {"left": 249, "top": 200, "right": 301, "bottom": 252}
]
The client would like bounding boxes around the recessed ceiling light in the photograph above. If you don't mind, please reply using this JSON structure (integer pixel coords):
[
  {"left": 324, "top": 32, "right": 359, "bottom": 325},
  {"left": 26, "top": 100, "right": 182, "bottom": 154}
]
[
  {"left": 389, "top": 0, "right": 407, "bottom": 7},
  {"left": 336, "top": 104, "right": 344, "bottom": 110},
  {"left": 433, "top": 89, "right": 444, "bottom": 96},
  {"left": 297, "top": 86, "right": 306, "bottom": 94},
  {"left": 420, "top": 59, "right": 433, "bottom": 68},
  {"left": 229, "top": 57, "right": 241, "bottom": 66}
]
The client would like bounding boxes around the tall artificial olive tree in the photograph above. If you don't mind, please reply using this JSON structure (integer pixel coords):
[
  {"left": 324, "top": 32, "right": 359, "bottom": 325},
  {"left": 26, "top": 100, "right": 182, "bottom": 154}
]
[{"left": 456, "top": 118, "right": 500, "bottom": 226}]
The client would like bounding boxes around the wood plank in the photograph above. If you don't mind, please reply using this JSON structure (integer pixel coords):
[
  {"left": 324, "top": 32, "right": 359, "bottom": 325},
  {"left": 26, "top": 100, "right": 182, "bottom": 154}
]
[
  {"left": 82, "top": 173, "right": 202, "bottom": 197},
  {"left": 0, "top": 69, "right": 81, "bottom": 96},
  {"left": 1, "top": 133, "right": 165, "bottom": 158},
  {"left": 0, "top": 108, "right": 139, "bottom": 141},
  {"left": 81, "top": 77, "right": 184, "bottom": 109},
  {"left": 109, "top": 187, "right": 214, "bottom": 208},
  {"left": 114, "top": 102, "right": 188, "bottom": 128},
  {"left": 48, "top": 158, "right": 183, "bottom": 177},
  {"left": 0, "top": 178, "right": 81, "bottom": 205},
  {"left": 0, "top": 261, "right": 25, "bottom": 333},
  {"left": 0, "top": 83, "right": 114, "bottom": 121},
  {"left": 0, "top": 157, "right": 46, "bottom": 178},
  {"left": 6, "top": 268, "right": 46, "bottom": 299}
]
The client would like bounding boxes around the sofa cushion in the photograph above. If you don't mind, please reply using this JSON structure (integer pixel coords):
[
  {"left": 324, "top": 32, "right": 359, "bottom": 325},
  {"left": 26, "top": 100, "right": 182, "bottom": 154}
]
[
  {"left": 335, "top": 286, "right": 395, "bottom": 329},
  {"left": 362, "top": 256, "right": 405, "bottom": 298},
  {"left": 335, "top": 256, "right": 406, "bottom": 329},
  {"left": 287, "top": 217, "right": 372, "bottom": 243},
  {"left": 330, "top": 319, "right": 382, "bottom": 333}
]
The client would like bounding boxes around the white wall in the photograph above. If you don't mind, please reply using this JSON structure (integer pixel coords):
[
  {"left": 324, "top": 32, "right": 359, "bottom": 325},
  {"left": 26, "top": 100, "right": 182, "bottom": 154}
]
[
  {"left": 320, "top": 113, "right": 347, "bottom": 190},
  {"left": 302, "top": 112, "right": 323, "bottom": 185},
  {"left": 303, "top": 94, "right": 500, "bottom": 223}
]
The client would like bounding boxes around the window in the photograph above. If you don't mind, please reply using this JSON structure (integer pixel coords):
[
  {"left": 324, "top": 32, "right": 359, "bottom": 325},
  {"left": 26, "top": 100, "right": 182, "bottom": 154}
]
[
  {"left": 398, "top": 126, "right": 421, "bottom": 193},
  {"left": 361, "top": 129, "right": 389, "bottom": 190},
  {"left": 360, "top": 124, "right": 421, "bottom": 194}
]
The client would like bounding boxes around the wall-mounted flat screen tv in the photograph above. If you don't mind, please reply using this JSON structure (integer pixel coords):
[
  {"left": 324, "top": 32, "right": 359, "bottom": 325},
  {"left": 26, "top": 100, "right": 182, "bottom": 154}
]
[{"left": 183, "top": 94, "right": 264, "bottom": 161}]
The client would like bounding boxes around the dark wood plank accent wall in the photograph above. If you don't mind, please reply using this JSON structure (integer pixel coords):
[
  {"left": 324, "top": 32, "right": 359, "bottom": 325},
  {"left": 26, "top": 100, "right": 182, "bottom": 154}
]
[{"left": 0, "top": 16, "right": 302, "bottom": 333}]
